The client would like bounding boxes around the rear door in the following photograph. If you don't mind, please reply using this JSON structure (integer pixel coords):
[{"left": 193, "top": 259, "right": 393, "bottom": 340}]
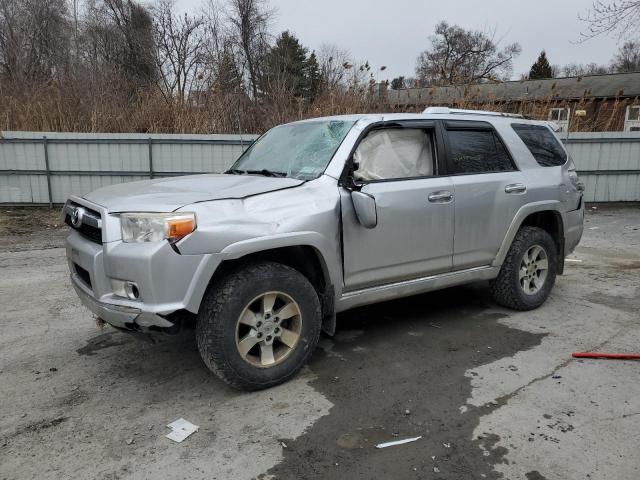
[{"left": 441, "top": 120, "right": 528, "bottom": 270}]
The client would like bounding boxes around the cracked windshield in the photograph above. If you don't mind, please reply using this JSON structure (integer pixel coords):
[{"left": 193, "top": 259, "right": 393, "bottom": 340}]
[{"left": 230, "top": 120, "right": 354, "bottom": 180}]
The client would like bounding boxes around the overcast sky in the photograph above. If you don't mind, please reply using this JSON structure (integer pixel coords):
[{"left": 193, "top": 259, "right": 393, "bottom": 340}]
[{"left": 177, "top": 0, "right": 621, "bottom": 81}]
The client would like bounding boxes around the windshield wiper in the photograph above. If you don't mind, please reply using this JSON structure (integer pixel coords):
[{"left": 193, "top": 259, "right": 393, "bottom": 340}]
[
  {"left": 224, "top": 168, "right": 287, "bottom": 177},
  {"left": 245, "top": 169, "right": 287, "bottom": 177}
]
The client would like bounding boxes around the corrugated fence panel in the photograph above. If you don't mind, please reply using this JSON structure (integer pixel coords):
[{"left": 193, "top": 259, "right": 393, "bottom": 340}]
[
  {"left": 50, "top": 175, "right": 150, "bottom": 204},
  {"left": 562, "top": 132, "right": 640, "bottom": 202},
  {"left": 0, "top": 132, "right": 257, "bottom": 205},
  {"left": 47, "top": 141, "right": 150, "bottom": 172},
  {"left": 152, "top": 137, "right": 249, "bottom": 173},
  {"left": 0, "top": 140, "right": 44, "bottom": 170},
  {"left": 1, "top": 130, "right": 638, "bottom": 204},
  {"left": 0, "top": 174, "right": 49, "bottom": 203}
]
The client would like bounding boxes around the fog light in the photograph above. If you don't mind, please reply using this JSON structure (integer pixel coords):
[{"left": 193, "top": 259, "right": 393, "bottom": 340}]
[
  {"left": 111, "top": 279, "right": 140, "bottom": 300},
  {"left": 124, "top": 282, "right": 139, "bottom": 300}
]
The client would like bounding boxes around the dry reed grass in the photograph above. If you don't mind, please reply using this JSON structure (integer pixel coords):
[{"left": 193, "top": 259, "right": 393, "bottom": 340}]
[{"left": 0, "top": 79, "right": 634, "bottom": 134}]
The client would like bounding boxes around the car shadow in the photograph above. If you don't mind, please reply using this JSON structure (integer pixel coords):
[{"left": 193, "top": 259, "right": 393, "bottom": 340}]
[
  {"left": 77, "top": 283, "right": 500, "bottom": 394},
  {"left": 270, "top": 282, "right": 546, "bottom": 480}
]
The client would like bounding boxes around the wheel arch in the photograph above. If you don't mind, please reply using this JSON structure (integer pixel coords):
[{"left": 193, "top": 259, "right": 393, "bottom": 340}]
[
  {"left": 199, "top": 235, "right": 339, "bottom": 334},
  {"left": 493, "top": 202, "right": 565, "bottom": 273}
]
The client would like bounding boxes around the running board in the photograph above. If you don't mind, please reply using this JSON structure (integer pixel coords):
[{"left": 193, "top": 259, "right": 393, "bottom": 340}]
[{"left": 336, "top": 266, "right": 499, "bottom": 312}]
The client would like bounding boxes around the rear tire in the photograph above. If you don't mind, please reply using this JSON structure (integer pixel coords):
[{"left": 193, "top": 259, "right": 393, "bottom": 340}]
[
  {"left": 490, "top": 226, "right": 558, "bottom": 310},
  {"left": 196, "top": 262, "right": 321, "bottom": 391}
]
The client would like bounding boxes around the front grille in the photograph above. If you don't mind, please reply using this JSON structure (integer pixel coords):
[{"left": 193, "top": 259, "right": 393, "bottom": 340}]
[
  {"left": 74, "top": 263, "right": 92, "bottom": 289},
  {"left": 64, "top": 201, "right": 103, "bottom": 244},
  {"left": 65, "top": 215, "right": 102, "bottom": 243}
]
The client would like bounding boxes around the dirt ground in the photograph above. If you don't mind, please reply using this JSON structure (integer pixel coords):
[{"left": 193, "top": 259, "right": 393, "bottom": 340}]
[
  {"left": 1, "top": 205, "right": 639, "bottom": 480},
  {"left": 0, "top": 207, "right": 67, "bottom": 251}
]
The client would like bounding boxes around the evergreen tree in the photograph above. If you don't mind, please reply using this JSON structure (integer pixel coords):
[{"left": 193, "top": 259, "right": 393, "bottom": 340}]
[
  {"left": 215, "top": 44, "right": 243, "bottom": 93},
  {"left": 262, "top": 31, "right": 308, "bottom": 97},
  {"left": 390, "top": 76, "right": 406, "bottom": 89},
  {"left": 529, "top": 51, "right": 553, "bottom": 79},
  {"left": 303, "top": 51, "right": 321, "bottom": 101}
]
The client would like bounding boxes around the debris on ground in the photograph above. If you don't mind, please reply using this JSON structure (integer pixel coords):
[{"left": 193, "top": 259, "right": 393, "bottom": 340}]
[
  {"left": 572, "top": 352, "right": 640, "bottom": 360},
  {"left": 552, "top": 375, "right": 562, "bottom": 379},
  {"left": 165, "top": 418, "right": 199, "bottom": 443},
  {"left": 375, "top": 436, "right": 422, "bottom": 449}
]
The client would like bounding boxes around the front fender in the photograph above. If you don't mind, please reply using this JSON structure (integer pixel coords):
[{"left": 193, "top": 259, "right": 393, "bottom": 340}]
[{"left": 219, "top": 231, "right": 342, "bottom": 292}]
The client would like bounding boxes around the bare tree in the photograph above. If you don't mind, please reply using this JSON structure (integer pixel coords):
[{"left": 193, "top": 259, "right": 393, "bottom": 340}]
[
  {"left": 316, "top": 43, "right": 350, "bottom": 91},
  {"left": 226, "top": 0, "right": 273, "bottom": 98},
  {"left": 415, "top": 21, "right": 521, "bottom": 86},
  {"left": 560, "top": 62, "right": 611, "bottom": 77},
  {"left": 611, "top": 40, "right": 640, "bottom": 71},
  {"left": 154, "top": 0, "right": 207, "bottom": 102},
  {"left": 201, "top": 0, "right": 225, "bottom": 73},
  {"left": 0, "top": 0, "right": 71, "bottom": 82},
  {"left": 101, "top": 0, "right": 156, "bottom": 88},
  {"left": 580, "top": 1, "right": 640, "bottom": 40}
]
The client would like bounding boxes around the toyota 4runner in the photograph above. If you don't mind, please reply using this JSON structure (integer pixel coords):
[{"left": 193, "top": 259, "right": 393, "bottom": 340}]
[{"left": 64, "top": 108, "right": 584, "bottom": 390}]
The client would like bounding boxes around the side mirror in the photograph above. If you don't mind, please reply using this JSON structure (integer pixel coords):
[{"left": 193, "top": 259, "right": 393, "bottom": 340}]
[{"left": 351, "top": 191, "right": 377, "bottom": 229}]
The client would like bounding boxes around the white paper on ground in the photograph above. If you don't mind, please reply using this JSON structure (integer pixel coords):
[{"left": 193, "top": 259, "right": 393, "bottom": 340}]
[
  {"left": 165, "top": 418, "right": 199, "bottom": 443},
  {"left": 375, "top": 436, "right": 422, "bottom": 449}
]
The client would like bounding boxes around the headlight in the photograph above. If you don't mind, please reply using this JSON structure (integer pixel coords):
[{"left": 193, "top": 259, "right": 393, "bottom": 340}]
[{"left": 120, "top": 212, "right": 196, "bottom": 243}]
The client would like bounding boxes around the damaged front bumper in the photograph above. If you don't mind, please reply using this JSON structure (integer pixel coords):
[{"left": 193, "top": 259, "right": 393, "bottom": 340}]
[
  {"left": 71, "top": 279, "right": 174, "bottom": 331},
  {"left": 65, "top": 199, "right": 221, "bottom": 333}
]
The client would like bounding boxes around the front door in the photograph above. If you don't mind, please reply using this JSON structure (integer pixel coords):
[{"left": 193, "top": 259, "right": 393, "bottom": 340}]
[{"left": 340, "top": 125, "right": 454, "bottom": 291}]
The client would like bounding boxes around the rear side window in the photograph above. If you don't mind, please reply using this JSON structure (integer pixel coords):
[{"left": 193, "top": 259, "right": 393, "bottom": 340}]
[
  {"left": 447, "top": 129, "right": 514, "bottom": 174},
  {"left": 512, "top": 124, "right": 567, "bottom": 167}
]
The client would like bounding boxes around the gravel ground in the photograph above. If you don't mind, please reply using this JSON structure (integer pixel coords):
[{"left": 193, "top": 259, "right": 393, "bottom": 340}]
[{"left": 0, "top": 205, "right": 639, "bottom": 480}]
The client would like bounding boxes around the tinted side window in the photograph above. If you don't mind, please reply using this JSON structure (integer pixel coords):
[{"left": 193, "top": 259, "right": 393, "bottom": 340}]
[
  {"left": 512, "top": 124, "right": 567, "bottom": 167},
  {"left": 447, "top": 129, "right": 514, "bottom": 174}
]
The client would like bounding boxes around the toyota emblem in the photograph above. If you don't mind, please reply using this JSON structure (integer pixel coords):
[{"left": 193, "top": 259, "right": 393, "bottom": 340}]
[{"left": 71, "top": 207, "right": 85, "bottom": 228}]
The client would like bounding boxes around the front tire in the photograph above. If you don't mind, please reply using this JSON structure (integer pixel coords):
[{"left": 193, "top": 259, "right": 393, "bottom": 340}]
[
  {"left": 196, "top": 262, "right": 322, "bottom": 391},
  {"left": 490, "top": 226, "right": 558, "bottom": 310}
]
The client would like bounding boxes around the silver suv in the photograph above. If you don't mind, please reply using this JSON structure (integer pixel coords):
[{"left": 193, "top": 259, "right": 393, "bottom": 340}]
[{"left": 64, "top": 108, "right": 584, "bottom": 390}]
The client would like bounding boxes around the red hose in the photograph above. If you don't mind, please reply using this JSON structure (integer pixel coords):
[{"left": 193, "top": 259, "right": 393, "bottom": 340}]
[{"left": 572, "top": 352, "right": 640, "bottom": 360}]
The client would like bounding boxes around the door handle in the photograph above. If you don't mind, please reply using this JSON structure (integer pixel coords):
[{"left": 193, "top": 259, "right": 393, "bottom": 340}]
[
  {"left": 428, "top": 191, "right": 453, "bottom": 203},
  {"left": 505, "top": 183, "right": 527, "bottom": 194}
]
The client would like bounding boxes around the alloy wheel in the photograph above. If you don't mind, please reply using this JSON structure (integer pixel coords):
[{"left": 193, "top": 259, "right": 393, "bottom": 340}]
[
  {"left": 519, "top": 244, "right": 549, "bottom": 295},
  {"left": 235, "top": 291, "right": 302, "bottom": 367}
]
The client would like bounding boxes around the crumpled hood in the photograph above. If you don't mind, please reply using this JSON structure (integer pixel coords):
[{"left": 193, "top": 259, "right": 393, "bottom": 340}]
[{"left": 84, "top": 174, "right": 304, "bottom": 212}]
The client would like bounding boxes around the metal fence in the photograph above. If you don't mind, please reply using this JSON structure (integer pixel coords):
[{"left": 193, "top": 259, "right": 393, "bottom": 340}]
[
  {"left": 560, "top": 132, "right": 640, "bottom": 202},
  {"left": 1, "top": 130, "right": 639, "bottom": 205},
  {"left": 0, "top": 132, "right": 258, "bottom": 206}
]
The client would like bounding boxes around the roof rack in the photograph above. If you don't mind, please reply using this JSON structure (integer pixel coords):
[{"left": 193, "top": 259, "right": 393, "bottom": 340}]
[{"left": 423, "top": 107, "right": 523, "bottom": 119}]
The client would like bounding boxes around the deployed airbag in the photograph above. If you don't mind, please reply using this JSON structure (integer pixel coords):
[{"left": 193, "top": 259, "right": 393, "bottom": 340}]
[{"left": 353, "top": 129, "right": 433, "bottom": 181}]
